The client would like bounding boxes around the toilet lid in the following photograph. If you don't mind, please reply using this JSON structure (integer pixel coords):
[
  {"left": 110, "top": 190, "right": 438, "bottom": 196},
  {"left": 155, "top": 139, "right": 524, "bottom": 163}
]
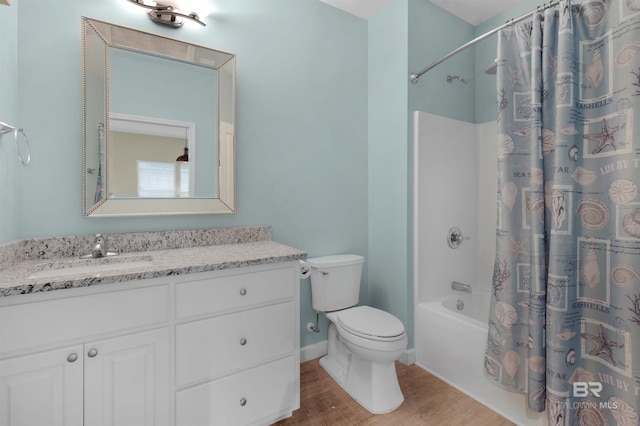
[{"left": 337, "top": 306, "right": 405, "bottom": 338}]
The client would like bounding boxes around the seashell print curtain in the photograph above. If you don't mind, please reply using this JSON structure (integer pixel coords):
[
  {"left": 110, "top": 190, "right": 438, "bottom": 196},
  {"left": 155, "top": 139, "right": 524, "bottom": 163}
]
[{"left": 484, "top": 0, "right": 640, "bottom": 422}]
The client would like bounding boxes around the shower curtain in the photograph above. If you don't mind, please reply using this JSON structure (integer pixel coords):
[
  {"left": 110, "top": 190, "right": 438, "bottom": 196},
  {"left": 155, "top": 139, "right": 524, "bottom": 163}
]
[{"left": 484, "top": 0, "right": 640, "bottom": 423}]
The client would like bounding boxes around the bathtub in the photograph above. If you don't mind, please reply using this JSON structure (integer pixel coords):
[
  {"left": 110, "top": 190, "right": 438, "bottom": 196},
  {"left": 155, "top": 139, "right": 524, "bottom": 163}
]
[
  {"left": 440, "top": 292, "right": 490, "bottom": 330},
  {"left": 415, "top": 292, "right": 545, "bottom": 426}
]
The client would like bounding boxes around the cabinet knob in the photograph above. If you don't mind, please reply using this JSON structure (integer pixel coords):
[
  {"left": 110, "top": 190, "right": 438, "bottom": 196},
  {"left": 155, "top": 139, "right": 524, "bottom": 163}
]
[
  {"left": 240, "top": 398, "right": 247, "bottom": 407},
  {"left": 87, "top": 348, "right": 98, "bottom": 358},
  {"left": 239, "top": 288, "right": 247, "bottom": 296},
  {"left": 240, "top": 338, "right": 247, "bottom": 346},
  {"left": 67, "top": 353, "right": 78, "bottom": 363}
]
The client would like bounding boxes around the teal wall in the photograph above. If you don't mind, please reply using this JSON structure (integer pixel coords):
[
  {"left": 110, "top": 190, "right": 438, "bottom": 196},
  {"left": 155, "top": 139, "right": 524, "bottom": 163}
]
[
  {"left": 368, "top": 0, "right": 411, "bottom": 346},
  {"left": 0, "top": 3, "right": 18, "bottom": 243},
  {"left": 1, "top": 0, "right": 369, "bottom": 349},
  {"left": 366, "top": 0, "right": 474, "bottom": 349},
  {"left": 408, "top": 0, "right": 476, "bottom": 123},
  {"left": 1, "top": 0, "right": 541, "bottom": 351}
]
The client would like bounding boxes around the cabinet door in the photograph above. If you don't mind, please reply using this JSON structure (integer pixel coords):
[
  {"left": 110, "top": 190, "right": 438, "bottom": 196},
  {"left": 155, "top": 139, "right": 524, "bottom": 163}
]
[
  {"left": 84, "top": 329, "right": 169, "bottom": 426},
  {"left": 0, "top": 345, "right": 84, "bottom": 426}
]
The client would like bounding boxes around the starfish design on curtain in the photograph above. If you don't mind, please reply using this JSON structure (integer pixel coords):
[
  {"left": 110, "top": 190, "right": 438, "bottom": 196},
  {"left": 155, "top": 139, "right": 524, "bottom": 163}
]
[
  {"left": 510, "top": 236, "right": 529, "bottom": 259},
  {"left": 508, "top": 64, "right": 525, "bottom": 88},
  {"left": 580, "top": 323, "right": 624, "bottom": 364},
  {"left": 486, "top": 3, "right": 640, "bottom": 417},
  {"left": 584, "top": 118, "right": 625, "bottom": 154}
]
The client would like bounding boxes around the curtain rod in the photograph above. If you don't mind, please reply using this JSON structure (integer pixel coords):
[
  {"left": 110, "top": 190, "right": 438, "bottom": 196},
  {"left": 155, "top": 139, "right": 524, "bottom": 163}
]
[{"left": 409, "top": 0, "right": 561, "bottom": 84}]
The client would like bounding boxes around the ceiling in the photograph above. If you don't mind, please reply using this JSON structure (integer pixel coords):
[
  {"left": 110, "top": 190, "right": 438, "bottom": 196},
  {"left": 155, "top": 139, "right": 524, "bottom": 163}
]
[
  {"left": 430, "top": 0, "right": 527, "bottom": 25},
  {"left": 319, "top": 0, "right": 395, "bottom": 20},
  {"left": 320, "top": 0, "right": 528, "bottom": 25}
]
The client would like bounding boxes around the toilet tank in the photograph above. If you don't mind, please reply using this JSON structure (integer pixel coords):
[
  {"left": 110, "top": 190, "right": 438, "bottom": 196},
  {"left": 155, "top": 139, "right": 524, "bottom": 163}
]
[{"left": 306, "top": 254, "right": 364, "bottom": 312}]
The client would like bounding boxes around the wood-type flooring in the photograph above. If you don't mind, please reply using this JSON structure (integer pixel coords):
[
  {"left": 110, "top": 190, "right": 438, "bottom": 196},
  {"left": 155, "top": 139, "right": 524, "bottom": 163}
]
[{"left": 275, "top": 359, "right": 516, "bottom": 426}]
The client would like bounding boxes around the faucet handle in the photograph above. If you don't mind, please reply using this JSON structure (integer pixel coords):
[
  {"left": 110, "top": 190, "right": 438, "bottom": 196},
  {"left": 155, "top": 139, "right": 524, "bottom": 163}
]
[
  {"left": 91, "top": 234, "right": 107, "bottom": 258},
  {"left": 93, "top": 234, "right": 108, "bottom": 245},
  {"left": 447, "top": 227, "right": 468, "bottom": 249}
]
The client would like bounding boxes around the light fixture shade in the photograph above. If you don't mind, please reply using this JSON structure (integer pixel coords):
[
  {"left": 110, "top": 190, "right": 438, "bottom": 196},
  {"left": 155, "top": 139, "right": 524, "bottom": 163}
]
[
  {"left": 177, "top": 0, "right": 212, "bottom": 17},
  {"left": 126, "top": 0, "right": 207, "bottom": 27}
]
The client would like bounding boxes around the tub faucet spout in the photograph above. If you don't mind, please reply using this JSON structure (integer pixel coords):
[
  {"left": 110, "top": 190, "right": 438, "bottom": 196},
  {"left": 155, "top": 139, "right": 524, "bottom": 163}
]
[{"left": 451, "top": 281, "right": 472, "bottom": 293}]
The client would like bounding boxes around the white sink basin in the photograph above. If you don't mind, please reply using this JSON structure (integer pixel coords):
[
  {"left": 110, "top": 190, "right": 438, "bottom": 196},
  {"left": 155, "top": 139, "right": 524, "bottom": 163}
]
[{"left": 28, "top": 255, "right": 154, "bottom": 280}]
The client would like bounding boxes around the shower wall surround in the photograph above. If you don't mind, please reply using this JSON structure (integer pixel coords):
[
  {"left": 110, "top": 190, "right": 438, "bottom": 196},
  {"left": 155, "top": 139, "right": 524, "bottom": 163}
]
[
  {"left": 414, "top": 112, "right": 493, "bottom": 301},
  {"left": 413, "top": 113, "right": 546, "bottom": 425}
]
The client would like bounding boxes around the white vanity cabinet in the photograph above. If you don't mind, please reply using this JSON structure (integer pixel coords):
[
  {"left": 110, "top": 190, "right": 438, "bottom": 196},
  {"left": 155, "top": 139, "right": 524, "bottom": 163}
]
[
  {"left": 174, "top": 264, "right": 300, "bottom": 426},
  {"left": 0, "top": 344, "right": 84, "bottom": 426},
  {"left": 0, "top": 330, "right": 169, "bottom": 426},
  {"left": 83, "top": 329, "right": 170, "bottom": 426},
  {"left": 0, "top": 260, "right": 300, "bottom": 426},
  {"left": 0, "top": 285, "right": 170, "bottom": 426}
]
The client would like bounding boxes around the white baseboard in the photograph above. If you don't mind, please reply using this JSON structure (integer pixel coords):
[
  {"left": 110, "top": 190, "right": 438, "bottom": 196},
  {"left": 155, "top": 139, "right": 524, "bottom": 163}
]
[
  {"left": 300, "top": 341, "right": 328, "bottom": 363},
  {"left": 300, "top": 341, "right": 415, "bottom": 366},
  {"left": 400, "top": 348, "right": 415, "bottom": 365}
]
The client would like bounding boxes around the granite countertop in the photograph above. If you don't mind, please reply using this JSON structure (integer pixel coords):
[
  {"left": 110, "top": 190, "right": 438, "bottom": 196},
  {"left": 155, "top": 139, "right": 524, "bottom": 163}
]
[{"left": 0, "top": 227, "right": 306, "bottom": 298}]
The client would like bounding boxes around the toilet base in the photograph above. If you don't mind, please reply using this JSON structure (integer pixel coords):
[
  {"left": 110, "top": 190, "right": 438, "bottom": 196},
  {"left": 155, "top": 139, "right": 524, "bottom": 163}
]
[{"left": 319, "top": 324, "right": 404, "bottom": 414}]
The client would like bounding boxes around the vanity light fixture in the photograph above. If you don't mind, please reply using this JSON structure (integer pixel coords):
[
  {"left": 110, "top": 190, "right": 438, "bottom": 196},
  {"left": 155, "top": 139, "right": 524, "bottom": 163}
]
[{"left": 125, "top": 0, "right": 206, "bottom": 27}]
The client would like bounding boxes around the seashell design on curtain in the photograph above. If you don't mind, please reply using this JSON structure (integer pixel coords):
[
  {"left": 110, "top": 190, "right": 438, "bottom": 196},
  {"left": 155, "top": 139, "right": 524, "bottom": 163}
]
[{"left": 484, "top": 0, "right": 640, "bottom": 421}]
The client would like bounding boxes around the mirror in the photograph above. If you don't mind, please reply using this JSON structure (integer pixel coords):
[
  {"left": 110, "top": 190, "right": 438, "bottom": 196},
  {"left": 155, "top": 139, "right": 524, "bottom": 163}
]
[{"left": 82, "top": 17, "right": 236, "bottom": 217}]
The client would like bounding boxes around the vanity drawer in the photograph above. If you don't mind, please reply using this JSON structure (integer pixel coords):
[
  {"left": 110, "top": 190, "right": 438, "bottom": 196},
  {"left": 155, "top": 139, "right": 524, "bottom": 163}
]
[
  {"left": 175, "top": 265, "right": 295, "bottom": 319},
  {"left": 176, "top": 355, "right": 296, "bottom": 426},
  {"left": 0, "top": 285, "right": 169, "bottom": 355},
  {"left": 175, "top": 301, "right": 295, "bottom": 387}
]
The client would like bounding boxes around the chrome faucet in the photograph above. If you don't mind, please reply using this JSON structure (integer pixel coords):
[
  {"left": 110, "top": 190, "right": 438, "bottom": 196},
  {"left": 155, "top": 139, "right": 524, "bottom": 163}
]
[
  {"left": 79, "top": 234, "right": 117, "bottom": 259},
  {"left": 91, "top": 234, "right": 108, "bottom": 258},
  {"left": 451, "top": 281, "right": 472, "bottom": 293}
]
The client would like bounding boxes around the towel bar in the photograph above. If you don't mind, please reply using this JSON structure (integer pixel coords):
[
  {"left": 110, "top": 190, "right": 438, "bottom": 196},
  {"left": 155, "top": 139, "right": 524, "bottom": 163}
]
[{"left": 0, "top": 121, "right": 31, "bottom": 166}]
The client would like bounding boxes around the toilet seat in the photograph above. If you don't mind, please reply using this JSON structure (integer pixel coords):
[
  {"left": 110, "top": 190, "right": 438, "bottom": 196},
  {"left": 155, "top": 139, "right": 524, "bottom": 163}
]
[{"left": 333, "top": 306, "right": 406, "bottom": 341}]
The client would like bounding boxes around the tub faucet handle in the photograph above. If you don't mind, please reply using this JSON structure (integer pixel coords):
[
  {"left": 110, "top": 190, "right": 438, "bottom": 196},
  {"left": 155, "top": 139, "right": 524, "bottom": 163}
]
[{"left": 448, "top": 227, "right": 469, "bottom": 249}]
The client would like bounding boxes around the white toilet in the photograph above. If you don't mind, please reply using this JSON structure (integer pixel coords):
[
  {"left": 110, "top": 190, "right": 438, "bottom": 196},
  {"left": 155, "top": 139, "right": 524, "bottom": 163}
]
[{"left": 303, "top": 254, "right": 408, "bottom": 414}]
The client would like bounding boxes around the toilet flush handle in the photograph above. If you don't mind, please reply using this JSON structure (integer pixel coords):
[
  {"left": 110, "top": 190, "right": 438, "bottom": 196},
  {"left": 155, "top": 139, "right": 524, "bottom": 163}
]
[{"left": 319, "top": 270, "right": 329, "bottom": 276}]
